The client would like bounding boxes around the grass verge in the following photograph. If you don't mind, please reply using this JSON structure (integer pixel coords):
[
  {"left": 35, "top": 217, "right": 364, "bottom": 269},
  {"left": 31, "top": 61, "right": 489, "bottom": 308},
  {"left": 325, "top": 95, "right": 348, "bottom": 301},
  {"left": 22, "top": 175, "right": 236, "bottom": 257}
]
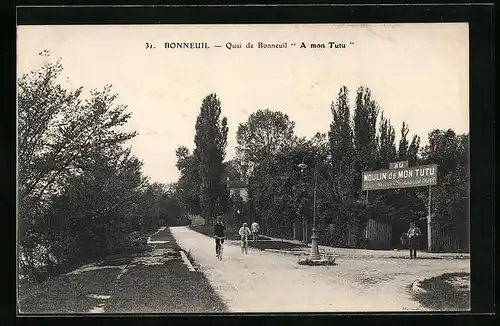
[
  {"left": 413, "top": 272, "right": 470, "bottom": 311},
  {"left": 18, "top": 227, "right": 228, "bottom": 314},
  {"left": 107, "top": 227, "right": 227, "bottom": 313},
  {"left": 106, "top": 261, "right": 226, "bottom": 313},
  {"left": 248, "top": 240, "right": 308, "bottom": 251},
  {"left": 18, "top": 268, "right": 121, "bottom": 314}
]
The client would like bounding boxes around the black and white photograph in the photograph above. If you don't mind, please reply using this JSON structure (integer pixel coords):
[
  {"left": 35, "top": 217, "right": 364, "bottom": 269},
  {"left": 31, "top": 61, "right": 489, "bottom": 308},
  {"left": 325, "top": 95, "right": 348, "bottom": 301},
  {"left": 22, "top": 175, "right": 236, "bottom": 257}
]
[{"left": 17, "top": 22, "right": 471, "bottom": 314}]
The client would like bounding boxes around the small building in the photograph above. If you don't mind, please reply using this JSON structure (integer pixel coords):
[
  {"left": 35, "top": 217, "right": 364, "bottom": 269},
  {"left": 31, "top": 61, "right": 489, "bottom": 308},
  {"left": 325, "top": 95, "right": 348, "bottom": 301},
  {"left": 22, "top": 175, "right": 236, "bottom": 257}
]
[{"left": 226, "top": 178, "right": 249, "bottom": 202}]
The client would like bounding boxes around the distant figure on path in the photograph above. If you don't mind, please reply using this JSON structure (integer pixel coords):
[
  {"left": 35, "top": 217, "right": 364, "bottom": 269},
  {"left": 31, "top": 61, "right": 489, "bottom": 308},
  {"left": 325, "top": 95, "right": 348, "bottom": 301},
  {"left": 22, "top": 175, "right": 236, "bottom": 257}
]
[
  {"left": 407, "top": 222, "right": 422, "bottom": 259},
  {"left": 251, "top": 221, "right": 260, "bottom": 242},
  {"left": 214, "top": 216, "right": 226, "bottom": 257},
  {"left": 238, "top": 223, "right": 252, "bottom": 254}
]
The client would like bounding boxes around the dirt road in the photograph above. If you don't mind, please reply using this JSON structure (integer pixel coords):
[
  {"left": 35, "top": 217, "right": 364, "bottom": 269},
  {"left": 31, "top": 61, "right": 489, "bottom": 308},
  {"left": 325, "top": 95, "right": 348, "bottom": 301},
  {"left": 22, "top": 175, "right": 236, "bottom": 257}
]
[{"left": 171, "top": 226, "right": 470, "bottom": 312}]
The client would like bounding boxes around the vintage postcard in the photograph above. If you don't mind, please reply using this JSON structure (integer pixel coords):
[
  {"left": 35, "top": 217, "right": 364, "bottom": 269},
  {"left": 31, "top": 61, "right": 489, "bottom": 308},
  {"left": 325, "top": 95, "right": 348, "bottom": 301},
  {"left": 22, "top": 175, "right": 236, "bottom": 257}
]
[{"left": 17, "top": 22, "right": 470, "bottom": 314}]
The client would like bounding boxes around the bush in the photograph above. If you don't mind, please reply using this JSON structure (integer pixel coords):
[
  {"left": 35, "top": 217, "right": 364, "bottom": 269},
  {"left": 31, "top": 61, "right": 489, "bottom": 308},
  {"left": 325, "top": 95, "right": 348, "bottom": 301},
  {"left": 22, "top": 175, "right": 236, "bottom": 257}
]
[
  {"left": 124, "top": 231, "right": 150, "bottom": 253},
  {"left": 298, "top": 256, "right": 337, "bottom": 266}
]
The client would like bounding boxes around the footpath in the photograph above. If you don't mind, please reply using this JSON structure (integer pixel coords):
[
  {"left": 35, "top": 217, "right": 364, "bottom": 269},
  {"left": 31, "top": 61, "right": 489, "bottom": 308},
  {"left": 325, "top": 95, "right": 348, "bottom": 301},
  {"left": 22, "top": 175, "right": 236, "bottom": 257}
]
[{"left": 171, "top": 226, "right": 470, "bottom": 312}]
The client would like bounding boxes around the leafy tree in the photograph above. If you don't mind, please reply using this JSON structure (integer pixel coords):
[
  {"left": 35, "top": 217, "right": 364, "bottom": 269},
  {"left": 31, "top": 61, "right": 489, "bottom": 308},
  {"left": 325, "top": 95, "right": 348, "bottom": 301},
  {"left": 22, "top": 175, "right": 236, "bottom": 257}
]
[
  {"left": 248, "top": 134, "right": 341, "bottom": 242},
  {"left": 352, "top": 86, "right": 380, "bottom": 245},
  {"left": 377, "top": 113, "right": 397, "bottom": 169},
  {"left": 19, "top": 58, "right": 136, "bottom": 215},
  {"left": 175, "top": 146, "right": 191, "bottom": 170},
  {"left": 398, "top": 122, "right": 410, "bottom": 160},
  {"left": 223, "top": 159, "right": 242, "bottom": 182},
  {"left": 35, "top": 146, "right": 147, "bottom": 279},
  {"left": 324, "top": 86, "right": 358, "bottom": 244},
  {"left": 353, "top": 86, "right": 379, "bottom": 191},
  {"left": 141, "top": 182, "right": 168, "bottom": 231},
  {"left": 175, "top": 146, "right": 201, "bottom": 215},
  {"left": 193, "top": 93, "right": 229, "bottom": 225},
  {"left": 407, "top": 134, "right": 421, "bottom": 166},
  {"left": 18, "top": 52, "right": 140, "bottom": 282},
  {"left": 396, "top": 123, "right": 424, "bottom": 219},
  {"left": 329, "top": 86, "right": 356, "bottom": 198},
  {"left": 419, "top": 129, "right": 469, "bottom": 250},
  {"left": 235, "top": 109, "right": 296, "bottom": 177},
  {"left": 370, "top": 112, "right": 399, "bottom": 233},
  {"left": 160, "top": 185, "right": 186, "bottom": 226}
]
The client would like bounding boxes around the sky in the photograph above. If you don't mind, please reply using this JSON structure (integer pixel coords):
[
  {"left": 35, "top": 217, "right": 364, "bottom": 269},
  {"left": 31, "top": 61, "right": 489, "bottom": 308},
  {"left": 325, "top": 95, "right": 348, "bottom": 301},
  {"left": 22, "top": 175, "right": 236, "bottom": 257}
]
[{"left": 17, "top": 23, "right": 469, "bottom": 184}]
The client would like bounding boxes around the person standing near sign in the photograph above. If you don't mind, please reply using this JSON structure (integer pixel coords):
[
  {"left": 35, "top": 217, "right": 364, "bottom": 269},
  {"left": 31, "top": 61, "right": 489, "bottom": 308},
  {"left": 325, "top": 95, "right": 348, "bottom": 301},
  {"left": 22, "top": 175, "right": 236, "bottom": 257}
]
[{"left": 407, "top": 222, "right": 422, "bottom": 259}]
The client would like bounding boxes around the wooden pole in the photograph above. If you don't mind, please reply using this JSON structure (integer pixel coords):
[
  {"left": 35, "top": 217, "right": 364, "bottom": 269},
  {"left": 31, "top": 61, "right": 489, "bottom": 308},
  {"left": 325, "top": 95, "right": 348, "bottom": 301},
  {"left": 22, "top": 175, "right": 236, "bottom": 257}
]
[
  {"left": 366, "top": 190, "right": 369, "bottom": 244},
  {"left": 302, "top": 217, "right": 306, "bottom": 243},
  {"left": 427, "top": 185, "right": 432, "bottom": 252},
  {"left": 305, "top": 219, "right": 308, "bottom": 243},
  {"left": 313, "top": 172, "right": 317, "bottom": 231}
]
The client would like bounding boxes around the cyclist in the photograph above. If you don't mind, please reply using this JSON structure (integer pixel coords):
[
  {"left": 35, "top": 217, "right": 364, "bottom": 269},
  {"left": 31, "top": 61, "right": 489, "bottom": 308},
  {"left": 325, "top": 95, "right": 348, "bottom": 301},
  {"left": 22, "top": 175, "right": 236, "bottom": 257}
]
[
  {"left": 214, "top": 216, "right": 226, "bottom": 257},
  {"left": 238, "top": 222, "right": 252, "bottom": 254}
]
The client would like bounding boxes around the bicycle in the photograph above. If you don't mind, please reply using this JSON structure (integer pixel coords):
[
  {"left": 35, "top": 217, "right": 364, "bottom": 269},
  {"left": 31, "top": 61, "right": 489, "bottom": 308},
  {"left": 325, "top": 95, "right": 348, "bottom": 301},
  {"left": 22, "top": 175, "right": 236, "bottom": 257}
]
[
  {"left": 240, "top": 236, "right": 248, "bottom": 255},
  {"left": 215, "top": 235, "right": 225, "bottom": 261}
]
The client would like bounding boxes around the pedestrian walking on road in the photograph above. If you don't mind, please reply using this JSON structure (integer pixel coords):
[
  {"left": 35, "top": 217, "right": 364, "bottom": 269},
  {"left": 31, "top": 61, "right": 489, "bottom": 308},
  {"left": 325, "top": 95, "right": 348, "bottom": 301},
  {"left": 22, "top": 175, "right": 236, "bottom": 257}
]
[
  {"left": 214, "top": 216, "right": 226, "bottom": 257},
  {"left": 407, "top": 222, "right": 422, "bottom": 259},
  {"left": 251, "top": 221, "right": 260, "bottom": 242}
]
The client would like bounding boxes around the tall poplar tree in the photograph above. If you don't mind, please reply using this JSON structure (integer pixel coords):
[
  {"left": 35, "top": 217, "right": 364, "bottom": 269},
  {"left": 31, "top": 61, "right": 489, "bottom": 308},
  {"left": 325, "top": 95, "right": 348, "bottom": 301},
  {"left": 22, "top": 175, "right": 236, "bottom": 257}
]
[
  {"left": 175, "top": 146, "right": 201, "bottom": 215},
  {"left": 377, "top": 112, "right": 397, "bottom": 169},
  {"left": 350, "top": 86, "right": 380, "bottom": 246},
  {"left": 398, "top": 122, "right": 410, "bottom": 160},
  {"left": 193, "top": 93, "right": 229, "bottom": 225},
  {"left": 328, "top": 86, "right": 355, "bottom": 202},
  {"left": 407, "top": 134, "right": 421, "bottom": 166},
  {"left": 353, "top": 86, "right": 379, "bottom": 196}
]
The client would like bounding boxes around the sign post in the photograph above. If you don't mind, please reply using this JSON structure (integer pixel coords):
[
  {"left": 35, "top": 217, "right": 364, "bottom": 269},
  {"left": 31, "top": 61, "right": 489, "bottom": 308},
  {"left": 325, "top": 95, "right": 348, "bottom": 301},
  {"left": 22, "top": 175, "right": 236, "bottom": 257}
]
[
  {"left": 362, "top": 163, "right": 438, "bottom": 252},
  {"left": 362, "top": 164, "right": 438, "bottom": 191},
  {"left": 389, "top": 160, "right": 409, "bottom": 170},
  {"left": 428, "top": 185, "right": 432, "bottom": 252}
]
